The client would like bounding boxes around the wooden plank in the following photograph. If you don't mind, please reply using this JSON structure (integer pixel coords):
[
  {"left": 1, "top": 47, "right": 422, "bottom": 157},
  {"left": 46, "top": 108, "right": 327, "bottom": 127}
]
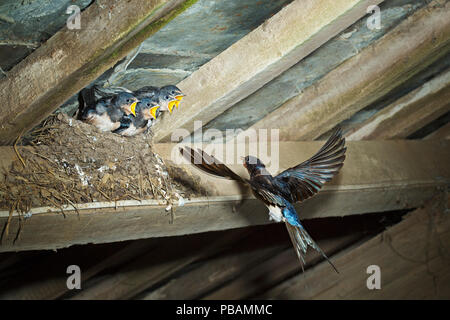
[
  {"left": 347, "top": 68, "right": 450, "bottom": 140},
  {"left": 248, "top": 1, "right": 450, "bottom": 141},
  {"left": 151, "top": 0, "right": 384, "bottom": 142},
  {"left": 197, "top": 1, "right": 428, "bottom": 142},
  {"left": 0, "top": 0, "right": 198, "bottom": 145},
  {"left": 68, "top": 228, "right": 250, "bottom": 299},
  {"left": 260, "top": 200, "right": 450, "bottom": 299},
  {"left": 0, "top": 139, "right": 448, "bottom": 252},
  {"left": 0, "top": 237, "right": 168, "bottom": 299},
  {"left": 203, "top": 233, "right": 364, "bottom": 300},
  {"left": 140, "top": 226, "right": 292, "bottom": 300},
  {"left": 0, "top": 241, "right": 130, "bottom": 300}
]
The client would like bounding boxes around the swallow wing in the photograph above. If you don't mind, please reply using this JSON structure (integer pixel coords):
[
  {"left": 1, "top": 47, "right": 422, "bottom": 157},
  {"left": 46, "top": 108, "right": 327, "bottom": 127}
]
[
  {"left": 180, "top": 147, "right": 247, "bottom": 184},
  {"left": 134, "top": 86, "right": 160, "bottom": 99},
  {"left": 274, "top": 128, "right": 346, "bottom": 203},
  {"left": 112, "top": 115, "right": 133, "bottom": 135},
  {"left": 93, "top": 85, "right": 132, "bottom": 100}
]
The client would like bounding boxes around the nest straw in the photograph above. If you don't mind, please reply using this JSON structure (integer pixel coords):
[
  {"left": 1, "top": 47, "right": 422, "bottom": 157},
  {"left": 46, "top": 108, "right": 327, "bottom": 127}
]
[{"left": 0, "top": 114, "right": 196, "bottom": 242}]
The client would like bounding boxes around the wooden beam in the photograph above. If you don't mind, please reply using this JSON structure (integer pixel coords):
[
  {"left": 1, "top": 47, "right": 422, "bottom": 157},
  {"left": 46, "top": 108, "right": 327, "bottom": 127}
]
[
  {"left": 152, "top": 0, "right": 383, "bottom": 142},
  {"left": 347, "top": 68, "right": 450, "bottom": 140},
  {"left": 248, "top": 1, "right": 450, "bottom": 141},
  {"left": 69, "top": 229, "right": 249, "bottom": 299},
  {"left": 0, "top": 140, "right": 448, "bottom": 252},
  {"left": 0, "top": 0, "right": 198, "bottom": 145},
  {"left": 260, "top": 200, "right": 450, "bottom": 299},
  {"left": 0, "top": 241, "right": 130, "bottom": 299},
  {"left": 140, "top": 227, "right": 292, "bottom": 299},
  {"left": 203, "top": 233, "right": 363, "bottom": 300}
]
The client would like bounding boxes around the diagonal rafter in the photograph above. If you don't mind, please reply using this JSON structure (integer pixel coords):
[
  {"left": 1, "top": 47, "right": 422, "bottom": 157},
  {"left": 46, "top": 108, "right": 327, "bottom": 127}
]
[
  {"left": 346, "top": 68, "right": 450, "bottom": 140},
  {"left": 259, "top": 202, "right": 450, "bottom": 299},
  {"left": 0, "top": 0, "right": 198, "bottom": 146},
  {"left": 247, "top": 0, "right": 450, "bottom": 141},
  {"left": 152, "top": 0, "right": 384, "bottom": 142}
]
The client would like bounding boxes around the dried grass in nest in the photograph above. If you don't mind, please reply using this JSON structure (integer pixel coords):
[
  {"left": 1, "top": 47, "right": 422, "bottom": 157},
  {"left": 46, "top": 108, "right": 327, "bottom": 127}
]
[{"left": 0, "top": 113, "right": 197, "bottom": 239}]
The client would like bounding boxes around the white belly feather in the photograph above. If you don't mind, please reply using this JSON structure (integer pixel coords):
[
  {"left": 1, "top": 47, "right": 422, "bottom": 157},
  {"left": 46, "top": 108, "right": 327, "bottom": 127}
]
[{"left": 267, "top": 205, "right": 284, "bottom": 222}]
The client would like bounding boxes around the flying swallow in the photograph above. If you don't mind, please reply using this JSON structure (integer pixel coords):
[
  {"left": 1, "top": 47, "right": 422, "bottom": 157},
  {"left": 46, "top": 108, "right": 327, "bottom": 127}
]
[
  {"left": 78, "top": 87, "right": 139, "bottom": 132},
  {"left": 113, "top": 97, "right": 160, "bottom": 136},
  {"left": 180, "top": 128, "right": 346, "bottom": 273}
]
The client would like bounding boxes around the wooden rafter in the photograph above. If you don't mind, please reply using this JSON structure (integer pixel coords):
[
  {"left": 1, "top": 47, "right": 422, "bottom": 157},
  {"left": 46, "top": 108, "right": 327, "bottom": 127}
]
[
  {"left": 247, "top": 0, "right": 450, "bottom": 141},
  {"left": 68, "top": 229, "right": 250, "bottom": 299},
  {"left": 0, "top": 139, "right": 448, "bottom": 252},
  {"left": 260, "top": 201, "right": 450, "bottom": 299},
  {"left": 199, "top": 233, "right": 363, "bottom": 300},
  {"left": 0, "top": 0, "right": 198, "bottom": 145},
  {"left": 347, "top": 68, "right": 450, "bottom": 140},
  {"left": 152, "top": 0, "right": 384, "bottom": 142}
]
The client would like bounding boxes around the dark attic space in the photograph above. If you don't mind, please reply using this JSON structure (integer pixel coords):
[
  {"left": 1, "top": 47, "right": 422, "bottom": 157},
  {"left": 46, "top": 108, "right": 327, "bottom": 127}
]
[{"left": 0, "top": 0, "right": 449, "bottom": 302}]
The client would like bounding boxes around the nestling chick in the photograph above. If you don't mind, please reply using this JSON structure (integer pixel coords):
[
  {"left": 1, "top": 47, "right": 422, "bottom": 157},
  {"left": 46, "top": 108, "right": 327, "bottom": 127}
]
[
  {"left": 113, "top": 97, "right": 160, "bottom": 136},
  {"left": 78, "top": 87, "right": 138, "bottom": 132}
]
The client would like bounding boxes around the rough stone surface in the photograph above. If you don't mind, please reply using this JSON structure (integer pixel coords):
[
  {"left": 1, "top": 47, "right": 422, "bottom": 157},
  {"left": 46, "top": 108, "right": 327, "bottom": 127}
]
[
  {"left": 0, "top": 0, "right": 92, "bottom": 73},
  {"left": 58, "top": 0, "right": 293, "bottom": 115}
]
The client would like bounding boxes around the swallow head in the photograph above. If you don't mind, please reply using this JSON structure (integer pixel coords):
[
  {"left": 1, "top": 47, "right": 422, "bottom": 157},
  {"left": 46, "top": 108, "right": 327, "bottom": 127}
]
[
  {"left": 139, "top": 98, "right": 161, "bottom": 120},
  {"left": 116, "top": 92, "right": 139, "bottom": 116},
  {"left": 243, "top": 155, "right": 265, "bottom": 172},
  {"left": 160, "top": 85, "right": 184, "bottom": 113},
  {"left": 160, "top": 85, "right": 183, "bottom": 98}
]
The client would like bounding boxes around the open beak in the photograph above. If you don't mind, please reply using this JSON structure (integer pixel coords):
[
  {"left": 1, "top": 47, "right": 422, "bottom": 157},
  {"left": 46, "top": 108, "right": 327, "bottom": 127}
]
[
  {"left": 175, "top": 94, "right": 184, "bottom": 101},
  {"left": 130, "top": 101, "right": 138, "bottom": 117},
  {"left": 149, "top": 106, "right": 160, "bottom": 119},
  {"left": 167, "top": 100, "right": 177, "bottom": 113}
]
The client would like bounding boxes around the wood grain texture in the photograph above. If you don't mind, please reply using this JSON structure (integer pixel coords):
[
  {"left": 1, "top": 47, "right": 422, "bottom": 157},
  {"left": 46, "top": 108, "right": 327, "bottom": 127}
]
[
  {"left": 347, "top": 68, "right": 450, "bottom": 140},
  {"left": 69, "top": 229, "right": 249, "bottom": 299},
  {"left": 248, "top": 0, "right": 450, "bottom": 141},
  {"left": 260, "top": 200, "right": 450, "bottom": 299},
  {"left": 152, "top": 0, "right": 384, "bottom": 142},
  {"left": 0, "top": 139, "right": 448, "bottom": 252},
  {"left": 0, "top": 0, "right": 196, "bottom": 145},
  {"left": 203, "top": 233, "right": 363, "bottom": 300}
]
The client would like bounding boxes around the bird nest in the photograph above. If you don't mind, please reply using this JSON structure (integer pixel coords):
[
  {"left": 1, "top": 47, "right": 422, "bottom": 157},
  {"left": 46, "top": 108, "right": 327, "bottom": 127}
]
[{"left": 0, "top": 113, "right": 198, "bottom": 225}]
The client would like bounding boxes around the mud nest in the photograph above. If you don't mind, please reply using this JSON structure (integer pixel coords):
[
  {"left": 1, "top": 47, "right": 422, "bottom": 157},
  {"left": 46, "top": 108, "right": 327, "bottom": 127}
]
[{"left": 0, "top": 113, "right": 197, "bottom": 218}]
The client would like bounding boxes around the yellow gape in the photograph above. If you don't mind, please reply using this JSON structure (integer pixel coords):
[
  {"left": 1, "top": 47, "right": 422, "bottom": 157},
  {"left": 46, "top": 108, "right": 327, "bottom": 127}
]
[
  {"left": 149, "top": 106, "right": 160, "bottom": 119},
  {"left": 167, "top": 100, "right": 177, "bottom": 113},
  {"left": 130, "top": 101, "right": 138, "bottom": 116}
]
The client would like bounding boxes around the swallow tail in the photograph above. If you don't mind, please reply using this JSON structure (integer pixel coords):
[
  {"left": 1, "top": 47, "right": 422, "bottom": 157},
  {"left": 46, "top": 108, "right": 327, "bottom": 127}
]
[{"left": 285, "top": 222, "right": 339, "bottom": 274}]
